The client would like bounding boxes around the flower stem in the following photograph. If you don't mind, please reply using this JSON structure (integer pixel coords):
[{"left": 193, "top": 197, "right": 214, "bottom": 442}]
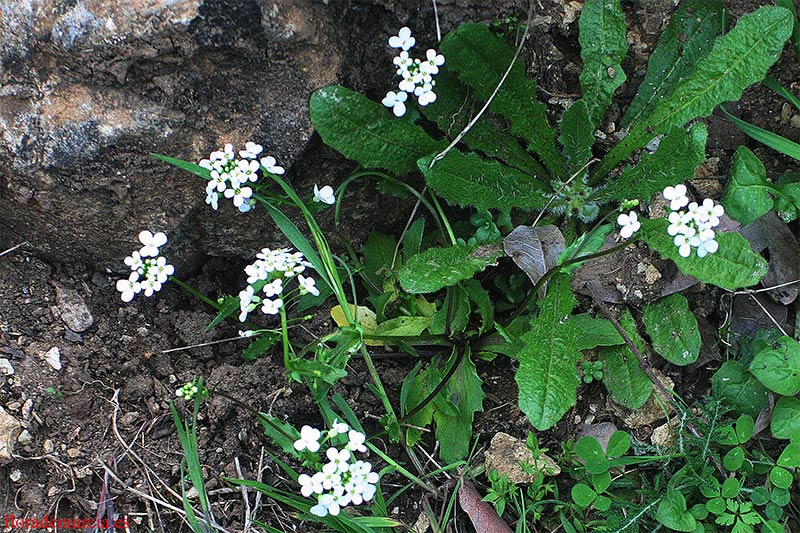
[
  {"left": 169, "top": 277, "right": 220, "bottom": 310},
  {"left": 280, "top": 305, "right": 291, "bottom": 368}
]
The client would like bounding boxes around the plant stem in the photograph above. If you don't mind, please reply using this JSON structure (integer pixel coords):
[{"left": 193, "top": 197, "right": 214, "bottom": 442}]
[
  {"left": 280, "top": 306, "right": 291, "bottom": 368},
  {"left": 169, "top": 277, "right": 220, "bottom": 310},
  {"left": 429, "top": 192, "right": 457, "bottom": 246}
]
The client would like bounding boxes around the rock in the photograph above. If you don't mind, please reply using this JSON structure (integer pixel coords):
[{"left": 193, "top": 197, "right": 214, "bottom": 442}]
[
  {"left": 0, "top": 358, "right": 14, "bottom": 376},
  {"left": 21, "top": 399, "right": 33, "bottom": 421},
  {"left": 651, "top": 421, "right": 678, "bottom": 447},
  {"left": 575, "top": 422, "right": 618, "bottom": 452},
  {"left": 42, "top": 347, "right": 62, "bottom": 370},
  {"left": 412, "top": 512, "right": 430, "bottom": 533},
  {"left": 9, "top": 469, "right": 22, "bottom": 482},
  {"left": 0, "top": 406, "right": 23, "bottom": 463},
  {"left": 43, "top": 439, "right": 55, "bottom": 454},
  {"left": 66, "top": 447, "right": 81, "bottom": 458},
  {"left": 610, "top": 370, "right": 674, "bottom": 428},
  {"left": 55, "top": 286, "right": 94, "bottom": 332},
  {"left": 484, "top": 432, "right": 560, "bottom": 484},
  {"left": 17, "top": 429, "right": 33, "bottom": 446}
]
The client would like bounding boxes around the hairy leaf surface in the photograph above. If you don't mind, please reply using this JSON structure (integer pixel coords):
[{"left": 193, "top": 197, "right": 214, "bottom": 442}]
[
  {"left": 310, "top": 85, "right": 445, "bottom": 175},
  {"left": 558, "top": 100, "right": 595, "bottom": 178},
  {"left": 399, "top": 243, "right": 503, "bottom": 294}
]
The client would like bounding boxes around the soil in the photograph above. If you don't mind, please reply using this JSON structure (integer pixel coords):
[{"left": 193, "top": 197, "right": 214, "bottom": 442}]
[{"left": 2, "top": 1, "right": 799, "bottom": 532}]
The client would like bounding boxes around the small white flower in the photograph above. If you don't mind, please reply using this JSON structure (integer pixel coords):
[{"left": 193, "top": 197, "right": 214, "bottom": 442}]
[
  {"left": 239, "top": 329, "right": 255, "bottom": 337},
  {"left": 260, "top": 156, "right": 285, "bottom": 175},
  {"left": 294, "top": 425, "right": 322, "bottom": 452},
  {"left": 310, "top": 493, "right": 341, "bottom": 517},
  {"left": 239, "top": 141, "right": 263, "bottom": 159},
  {"left": 699, "top": 198, "right": 724, "bottom": 226},
  {"left": 116, "top": 273, "right": 141, "bottom": 302},
  {"left": 152, "top": 256, "right": 175, "bottom": 283},
  {"left": 138, "top": 230, "right": 168, "bottom": 257},
  {"left": 417, "top": 89, "right": 437, "bottom": 106},
  {"left": 238, "top": 158, "right": 261, "bottom": 183},
  {"left": 663, "top": 184, "right": 689, "bottom": 211},
  {"left": 667, "top": 211, "right": 695, "bottom": 237},
  {"left": 141, "top": 277, "right": 162, "bottom": 297},
  {"left": 261, "top": 298, "right": 283, "bottom": 315},
  {"left": 381, "top": 90, "right": 408, "bottom": 117},
  {"left": 346, "top": 430, "right": 367, "bottom": 453},
  {"left": 224, "top": 185, "right": 253, "bottom": 208},
  {"left": 697, "top": 237, "right": 719, "bottom": 258},
  {"left": 124, "top": 251, "right": 144, "bottom": 273},
  {"left": 326, "top": 447, "right": 352, "bottom": 473},
  {"left": 328, "top": 419, "right": 349, "bottom": 438},
  {"left": 298, "top": 473, "right": 322, "bottom": 497},
  {"left": 205, "top": 189, "right": 220, "bottom": 210},
  {"left": 238, "top": 286, "right": 255, "bottom": 322},
  {"left": 388, "top": 27, "right": 415, "bottom": 51},
  {"left": 398, "top": 77, "right": 416, "bottom": 93},
  {"left": 420, "top": 49, "right": 445, "bottom": 75},
  {"left": 298, "top": 274, "right": 320, "bottom": 296},
  {"left": 263, "top": 279, "right": 283, "bottom": 297},
  {"left": 616, "top": 211, "right": 640, "bottom": 239},
  {"left": 209, "top": 170, "right": 228, "bottom": 192},
  {"left": 393, "top": 51, "right": 413, "bottom": 73},
  {"left": 673, "top": 234, "right": 693, "bottom": 258},
  {"left": 313, "top": 184, "right": 336, "bottom": 205}
]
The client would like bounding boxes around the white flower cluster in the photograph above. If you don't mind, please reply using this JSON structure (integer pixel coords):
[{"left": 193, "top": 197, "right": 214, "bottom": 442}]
[
  {"left": 199, "top": 142, "right": 285, "bottom": 213},
  {"left": 238, "top": 248, "right": 319, "bottom": 322},
  {"left": 294, "top": 422, "right": 380, "bottom": 518},
  {"left": 664, "top": 184, "right": 724, "bottom": 258},
  {"left": 175, "top": 380, "right": 201, "bottom": 401},
  {"left": 381, "top": 27, "right": 445, "bottom": 117},
  {"left": 116, "top": 230, "right": 175, "bottom": 302}
]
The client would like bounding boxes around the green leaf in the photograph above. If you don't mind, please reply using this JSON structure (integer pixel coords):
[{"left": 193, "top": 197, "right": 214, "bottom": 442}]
[
  {"left": 558, "top": 100, "right": 595, "bottom": 178},
  {"left": 434, "top": 351, "right": 485, "bottom": 463},
  {"left": 595, "top": 6, "right": 793, "bottom": 180},
  {"left": 735, "top": 414, "right": 755, "bottom": 443},
  {"left": 606, "top": 430, "right": 631, "bottom": 458},
  {"left": 578, "top": 0, "right": 628, "bottom": 125},
  {"left": 721, "top": 477, "right": 741, "bottom": 498},
  {"left": 642, "top": 293, "right": 701, "bottom": 365},
  {"left": 622, "top": 0, "right": 727, "bottom": 127},
  {"left": 711, "top": 361, "right": 769, "bottom": 419},
  {"left": 772, "top": 396, "right": 800, "bottom": 440},
  {"left": 309, "top": 85, "right": 445, "bottom": 175},
  {"left": 639, "top": 218, "right": 768, "bottom": 290},
  {"left": 430, "top": 284, "right": 471, "bottom": 334},
  {"left": 572, "top": 314, "right": 624, "bottom": 349},
  {"left": 598, "top": 312, "right": 652, "bottom": 409},
  {"left": 242, "top": 333, "right": 281, "bottom": 361},
  {"left": 576, "top": 436, "right": 610, "bottom": 475},
  {"left": 558, "top": 224, "right": 615, "bottom": 273},
  {"left": 207, "top": 294, "right": 241, "bottom": 331},
  {"left": 723, "top": 108, "right": 800, "bottom": 162},
  {"left": 723, "top": 146, "right": 776, "bottom": 225},
  {"left": 769, "top": 467, "right": 793, "bottom": 489},
  {"left": 363, "top": 232, "right": 398, "bottom": 288},
  {"left": 775, "top": 0, "right": 800, "bottom": 58},
  {"left": 657, "top": 489, "right": 697, "bottom": 532},
  {"left": 571, "top": 483, "right": 597, "bottom": 507},
  {"left": 516, "top": 273, "right": 582, "bottom": 430},
  {"left": 749, "top": 336, "right": 800, "bottom": 395},
  {"left": 600, "top": 123, "right": 707, "bottom": 204},
  {"left": 398, "top": 243, "right": 503, "bottom": 294},
  {"left": 419, "top": 70, "right": 545, "bottom": 177},
  {"left": 152, "top": 153, "right": 211, "bottom": 180},
  {"left": 777, "top": 442, "right": 800, "bottom": 468},
  {"left": 374, "top": 316, "right": 432, "bottom": 337},
  {"left": 418, "top": 150, "right": 548, "bottom": 211},
  {"left": 463, "top": 279, "right": 494, "bottom": 334},
  {"left": 258, "top": 415, "right": 299, "bottom": 455},
  {"left": 403, "top": 218, "right": 425, "bottom": 263},
  {"left": 723, "top": 446, "right": 745, "bottom": 471},
  {"left": 403, "top": 364, "right": 438, "bottom": 446},
  {"left": 440, "top": 24, "right": 564, "bottom": 177}
]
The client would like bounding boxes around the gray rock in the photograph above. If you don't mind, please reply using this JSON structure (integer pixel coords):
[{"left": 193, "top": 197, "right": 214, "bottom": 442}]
[{"left": 56, "top": 286, "right": 94, "bottom": 332}]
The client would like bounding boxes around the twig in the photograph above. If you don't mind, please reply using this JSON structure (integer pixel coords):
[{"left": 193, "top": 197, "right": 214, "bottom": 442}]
[
  {"left": 432, "top": 0, "right": 441, "bottom": 42},
  {"left": 234, "top": 458, "right": 252, "bottom": 533},
  {"left": 0, "top": 241, "right": 27, "bottom": 258},
  {"left": 428, "top": 2, "right": 535, "bottom": 167},
  {"left": 731, "top": 278, "right": 800, "bottom": 295},
  {"left": 747, "top": 294, "right": 789, "bottom": 337},
  {"left": 161, "top": 335, "right": 251, "bottom": 354}
]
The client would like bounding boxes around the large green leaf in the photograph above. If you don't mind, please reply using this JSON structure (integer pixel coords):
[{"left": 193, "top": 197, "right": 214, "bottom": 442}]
[
  {"left": 639, "top": 218, "right": 768, "bottom": 290},
  {"left": 440, "top": 24, "right": 564, "bottom": 178},
  {"left": 598, "top": 312, "right": 652, "bottom": 409},
  {"left": 419, "top": 70, "right": 545, "bottom": 177},
  {"left": 723, "top": 146, "right": 776, "bottom": 225},
  {"left": 771, "top": 396, "right": 800, "bottom": 440},
  {"left": 418, "top": 150, "right": 548, "bottom": 211},
  {"left": 578, "top": 0, "right": 628, "bottom": 125},
  {"left": 433, "top": 350, "right": 485, "bottom": 462},
  {"left": 749, "top": 336, "right": 800, "bottom": 395},
  {"left": 622, "top": 0, "right": 727, "bottom": 127},
  {"left": 594, "top": 6, "right": 793, "bottom": 180},
  {"left": 558, "top": 100, "right": 595, "bottom": 178},
  {"left": 572, "top": 314, "right": 624, "bottom": 350},
  {"left": 516, "top": 273, "right": 582, "bottom": 430},
  {"left": 600, "top": 124, "right": 707, "bottom": 203},
  {"left": 656, "top": 489, "right": 697, "bottom": 532},
  {"left": 309, "top": 85, "right": 445, "bottom": 175},
  {"left": 398, "top": 243, "right": 503, "bottom": 294},
  {"left": 711, "top": 361, "right": 769, "bottom": 419},
  {"left": 642, "top": 294, "right": 701, "bottom": 365}
]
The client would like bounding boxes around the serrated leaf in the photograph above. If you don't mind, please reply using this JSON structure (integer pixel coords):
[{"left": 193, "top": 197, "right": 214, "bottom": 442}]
[
  {"left": 724, "top": 146, "right": 782, "bottom": 226},
  {"left": 258, "top": 415, "right": 299, "bottom": 455},
  {"left": 463, "top": 279, "right": 494, "bottom": 334},
  {"left": 598, "top": 312, "right": 652, "bottom": 409},
  {"left": 516, "top": 273, "right": 582, "bottom": 430},
  {"left": 398, "top": 243, "right": 503, "bottom": 294},
  {"left": 622, "top": 0, "right": 727, "bottom": 127},
  {"left": 642, "top": 293, "right": 701, "bottom": 365},
  {"left": 771, "top": 396, "right": 800, "bottom": 440},
  {"left": 430, "top": 285, "right": 471, "bottom": 334},
  {"left": 242, "top": 333, "right": 281, "bottom": 361},
  {"left": 420, "top": 70, "right": 545, "bottom": 177},
  {"left": 600, "top": 123, "right": 707, "bottom": 203},
  {"left": 419, "top": 150, "right": 548, "bottom": 211},
  {"left": 749, "top": 336, "right": 800, "bottom": 395},
  {"left": 578, "top": 0, "right": 628, "bottom": 125},
  {"left": 559, "top": 100, "right": 595, "bottom": 178},
  {"left": 434, "top": 351, "right": 485, "bottom": 462},
  {"left": 595, "top": 6, "right": 793, "bottom": 180},
  {"left": 711, "top": 361, "right": 769, "bottom": 419},
  {"left": 639, "top": 218, "right": 768, "bottom": 290},
  {"left": 309, "top": 85, "right": 445, "bottom": 175},
  {"left": 440, "top": 24, "right": 564, "bottom": 177}
]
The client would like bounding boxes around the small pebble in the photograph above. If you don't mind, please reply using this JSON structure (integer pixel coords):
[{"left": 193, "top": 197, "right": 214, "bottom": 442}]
[
  {"left": 0, "top": 358, "right": 14, "bottom": 376},
  {"left": 9, "top": 469, "right": 22, "bottom": 482}
]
